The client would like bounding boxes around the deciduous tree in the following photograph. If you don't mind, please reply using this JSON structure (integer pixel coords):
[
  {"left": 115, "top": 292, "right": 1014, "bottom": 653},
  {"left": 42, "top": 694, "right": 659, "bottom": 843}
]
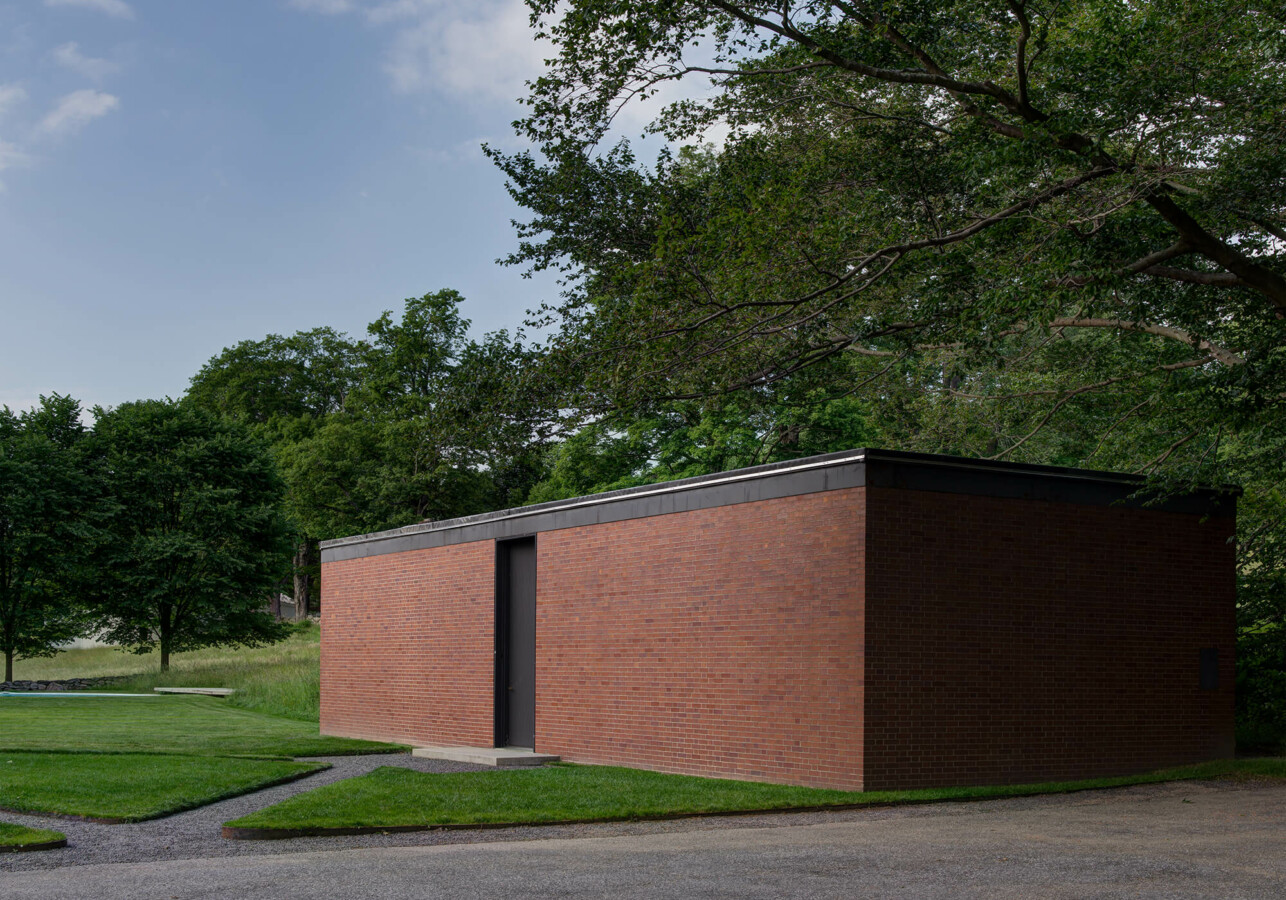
[
  {"left": 0, "top": 395, "right": 94, "bottom": 681},
  {"left": 86, "top": 400, "right": 292, "bottom": 671}
]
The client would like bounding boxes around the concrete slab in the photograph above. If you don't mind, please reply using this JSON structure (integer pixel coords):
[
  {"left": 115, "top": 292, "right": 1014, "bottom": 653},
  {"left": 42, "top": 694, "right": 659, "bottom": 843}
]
[
  {"left": 153, "top": 687, "right": 235, "bottom": 697},
  {"left": 411, "top": 746, "right": 560, "bottom": 767}
]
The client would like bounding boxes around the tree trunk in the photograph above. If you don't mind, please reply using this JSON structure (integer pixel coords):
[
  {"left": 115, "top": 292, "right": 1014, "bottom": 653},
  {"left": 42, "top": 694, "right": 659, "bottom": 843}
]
[
  {"left": 293, "top": 541, "right": 314, "bottom": 622},
  {"left": 160, "top": 644, "right": 170, "bottom": 672},
  {"left": 4, "top": 650, "right": 12, "bottom": 683}
]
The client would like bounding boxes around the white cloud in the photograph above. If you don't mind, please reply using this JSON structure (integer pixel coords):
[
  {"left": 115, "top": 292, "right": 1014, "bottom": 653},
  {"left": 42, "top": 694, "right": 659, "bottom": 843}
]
[
  {"left": 37, "top": 89, "right": 120, "bottom": 138},
  {"left": 384, "top": 1, "right": 544, "bottom": 102},
  {"left": 364, "top": 0, "right": 434, "bottom": 25},
  {"left": 0, "top": 84, "right": 28, "bottom": 120},
  {"left": 0, "top": 139, "right": 30, "bottom": 170},
  {"left": 287, "top": 0, "right": 355, "bottom": 13},
  {"left": 290, "top": 0, "right": 546, "bottom": 104},
  {"left": 52, "top": 42, "right": 120, "bottom": 81},
  {"left": 0, "top": 138, "right": 31, "bottom": 189},
  {"left": 43, "top": 0, "right": 135, "bottom": 19}
]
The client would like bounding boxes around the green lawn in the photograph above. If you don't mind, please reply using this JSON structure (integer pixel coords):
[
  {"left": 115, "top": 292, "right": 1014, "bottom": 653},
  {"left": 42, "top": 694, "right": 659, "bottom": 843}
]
[
  {"left": 0, "top": 822, "right": 66, "bottom": 852},
  {"left": 0, "top": 695, "right": 397, "bottom": 758},
  {"left": 14, "top": 624, "right": 324, "bottom": 722},
  {"left": 226, "top": 758, "right": 1286, "bottom": 833},
  {"left": 0, "top": 752, "right": 325, "bottom": 822}
]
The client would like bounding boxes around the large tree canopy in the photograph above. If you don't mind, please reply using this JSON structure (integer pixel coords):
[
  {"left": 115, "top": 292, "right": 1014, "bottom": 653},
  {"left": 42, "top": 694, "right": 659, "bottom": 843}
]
[{"left": 494, "top": 0, "right": 1286, "bottom": 442}]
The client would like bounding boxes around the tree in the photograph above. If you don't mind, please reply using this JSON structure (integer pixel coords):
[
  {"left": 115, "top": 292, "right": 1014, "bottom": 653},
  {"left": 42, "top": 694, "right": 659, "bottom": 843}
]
[
  {"left": 188, "top": 327, "right": 366, "bottom": 620},
  {"left": 192, "top": 292, "right": 553, "bottom": 549},
  {"left": 86, "top": 400, "right": 293, "bottom": 671},
  {"left": 495, "top": 3, "right": 1286, "bottom": 746},
  {"left": 492, "top": 0, "right": 1285, "bottom": 440},
  {"left": 0, "top": 395, "right": 94, "bottom": 682},
  {"left": 526, "top": 385, "right": 878, "bottom": 502}
]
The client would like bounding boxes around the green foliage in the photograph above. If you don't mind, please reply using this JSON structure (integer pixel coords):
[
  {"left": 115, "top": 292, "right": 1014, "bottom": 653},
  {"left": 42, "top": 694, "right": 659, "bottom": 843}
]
[
  {"left": 226, "top": 758, "right": 1286, "bottom": 833},
  {"left": 495, "top": 0, "right": 1286, "bottom": 432},
  {"left": 0, "top": 395, "right": 95, "bottom": 681},
  {"left": 0, "top": 694, "right": 396, "bottom": 757},
  {"left": 528, "top": 387, "right": 877, "bottom": 502},
  {"left": 186, "top": 327, "right": 364, "bottom": 424},
  {"left": 188, "top": 291, "right": 552, "bottom": 542},
  {"left": 0, "top": 752, "right": 324, "bottom": 822},
  {"left": 494, "top": 0, "right": 1286, "bottom": 743},
  {"left": 84, "top": 400, "right": 294, "bottom": 670}
]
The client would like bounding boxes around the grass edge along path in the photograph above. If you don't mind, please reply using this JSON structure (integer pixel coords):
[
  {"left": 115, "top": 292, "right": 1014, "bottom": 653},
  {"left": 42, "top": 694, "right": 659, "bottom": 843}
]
[
  {"left": 0, "top": 752, "right": 328, "bottom": 823},
  {"left": 224, "top": 757, "right": 1286, "bottom": 840},
  {"left": 0, "top": 822, "right": 67, "bottom": 853}
]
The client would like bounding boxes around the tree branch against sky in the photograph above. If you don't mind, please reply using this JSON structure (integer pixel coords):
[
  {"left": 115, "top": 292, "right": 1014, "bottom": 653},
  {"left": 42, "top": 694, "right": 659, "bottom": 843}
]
[{"left": 493, "top": 0, "right": 1285, "bottom": 447}]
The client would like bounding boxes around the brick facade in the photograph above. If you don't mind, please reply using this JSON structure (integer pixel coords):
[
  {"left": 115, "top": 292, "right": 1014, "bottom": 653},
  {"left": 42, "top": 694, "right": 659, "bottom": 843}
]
[
  {"left": 319, "top": 451, "right": 1235, "bottom": 791},
  {"left": 862, "top": 487, "right": 1236, "bottom": 790},
  {"left": 535, "top": 487, "right": 866, "bottom": 788},
  {"left": 320, "top": 541, "right": 495, "bottom": 747}
]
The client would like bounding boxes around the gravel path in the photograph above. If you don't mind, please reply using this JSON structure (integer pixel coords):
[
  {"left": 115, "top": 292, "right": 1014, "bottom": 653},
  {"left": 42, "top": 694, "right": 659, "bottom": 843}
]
[
  {"left": 0, "top": 752, "right": 486, "bottom": 870},
  {"left": 3, "top": 761, "right": 1283, "bottom": 878}
]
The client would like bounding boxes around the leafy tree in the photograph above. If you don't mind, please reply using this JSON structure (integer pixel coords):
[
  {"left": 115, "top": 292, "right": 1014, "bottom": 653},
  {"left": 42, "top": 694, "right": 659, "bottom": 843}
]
[
  {"left": 277, "top": 291, "right": 551, "bottom": 534},
  {"left": 527, "top": 384, "right": 878, "bottom": 502},
  {"left": 492, "top": 0, "right": 1285, "bottom": 438},
  {"left": 187, "top": 327, "right": 365, "bottom": 424},
  {"left": 493, "top": 2, "right": 1286, "bottom": 745},
  {"left": 188, "top": 327, "right": 367, "bottom": 619},
  {"left": 0, "top": 395, "right": 94, "bottom": 682},
  {"left": 85, "top": 400, "right": 293, "bottom": 671},
  {"left": 188, "top": 291, "right": 553, "bottom": 602}
]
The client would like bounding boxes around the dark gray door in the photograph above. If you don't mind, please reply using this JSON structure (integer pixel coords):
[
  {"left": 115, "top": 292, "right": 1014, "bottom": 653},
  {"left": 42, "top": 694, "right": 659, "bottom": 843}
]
[{"left": 497, "top": 537, "right": 536, "bottom": 749}]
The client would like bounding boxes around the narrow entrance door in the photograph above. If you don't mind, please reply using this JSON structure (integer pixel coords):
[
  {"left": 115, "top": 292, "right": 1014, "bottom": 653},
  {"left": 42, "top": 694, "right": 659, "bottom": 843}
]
[{"left": 496, "top": 537, "right": 536, "bottom": 749}]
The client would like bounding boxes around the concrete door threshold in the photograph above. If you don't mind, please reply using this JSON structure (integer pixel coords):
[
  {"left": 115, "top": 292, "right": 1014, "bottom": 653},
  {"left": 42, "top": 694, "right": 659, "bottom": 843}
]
[{"left": 411, "top": 746, "right": 560, "bottom": 767}]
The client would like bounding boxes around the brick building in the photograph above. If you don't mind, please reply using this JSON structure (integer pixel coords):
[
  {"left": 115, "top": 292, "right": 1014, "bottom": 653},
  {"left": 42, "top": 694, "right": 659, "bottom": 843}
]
[{"left": 319, "top": 449, "right": 1237, "bottom": 791}]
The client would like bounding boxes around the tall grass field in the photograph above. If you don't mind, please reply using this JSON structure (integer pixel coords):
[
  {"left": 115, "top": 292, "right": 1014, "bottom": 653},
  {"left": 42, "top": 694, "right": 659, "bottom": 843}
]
[{"left": 11, "top": 623, "right": 323, "bottom": 722}]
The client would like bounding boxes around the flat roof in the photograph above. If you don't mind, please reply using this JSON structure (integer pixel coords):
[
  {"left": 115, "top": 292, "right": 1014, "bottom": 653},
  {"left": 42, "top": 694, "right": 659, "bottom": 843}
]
[{"left": 321, "top": 448, "right": 1237, "bottom": 563}]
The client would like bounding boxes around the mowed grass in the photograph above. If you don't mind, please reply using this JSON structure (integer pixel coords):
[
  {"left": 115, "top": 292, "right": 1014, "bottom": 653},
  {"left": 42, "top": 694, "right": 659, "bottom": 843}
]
[
  {"left": 0, "top": 695, "right": 398, "bottom": 758},
  {"left": 227, "top": 758, "right": 1286, "bottom": 832},
  {"left": 13, "top": 624, "right": 324, "bottom": 722},
  {"left": 0, "top": 752, "right": 325, "bottom": 822},
  {"left": 0, "top": 822, "right": 65, "bottom": 851}
]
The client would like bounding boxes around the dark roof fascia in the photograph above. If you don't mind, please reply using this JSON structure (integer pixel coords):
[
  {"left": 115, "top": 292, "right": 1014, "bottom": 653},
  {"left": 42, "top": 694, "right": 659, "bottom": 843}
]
[{"left": 320, "top": 449, "right": 1237, "bottom": 563}]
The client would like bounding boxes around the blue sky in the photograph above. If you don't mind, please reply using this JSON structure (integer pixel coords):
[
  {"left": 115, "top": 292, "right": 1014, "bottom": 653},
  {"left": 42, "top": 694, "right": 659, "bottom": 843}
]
[{"left": 0, "top": 0, "right": 574, "bottom": 413}]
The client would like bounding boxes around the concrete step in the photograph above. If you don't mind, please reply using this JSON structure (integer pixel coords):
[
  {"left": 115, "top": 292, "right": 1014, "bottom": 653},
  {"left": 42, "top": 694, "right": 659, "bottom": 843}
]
[
  {"left": 153, "top": 687, "right": 236, "bottom": 696},
  {"left": 411, "top": 746, "right": 560, "bottom": 767}
]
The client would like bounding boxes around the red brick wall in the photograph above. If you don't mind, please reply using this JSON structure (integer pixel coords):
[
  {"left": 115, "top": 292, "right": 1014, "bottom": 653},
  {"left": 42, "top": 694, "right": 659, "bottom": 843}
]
[
  {"left": 862, "top": 487, "right": 1236, "bottom": 791},
  {"left": 320, "top": 542, "right": 495, "bottom": 747},
  {"left": 535, "top": 488, "right": 867, "bottom": 790}
]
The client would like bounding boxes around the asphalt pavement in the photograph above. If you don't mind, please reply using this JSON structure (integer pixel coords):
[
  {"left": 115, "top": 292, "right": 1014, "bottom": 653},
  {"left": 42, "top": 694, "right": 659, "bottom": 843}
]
[{"left": 1, "top": 776, "right": 1282, "bottom": 899}]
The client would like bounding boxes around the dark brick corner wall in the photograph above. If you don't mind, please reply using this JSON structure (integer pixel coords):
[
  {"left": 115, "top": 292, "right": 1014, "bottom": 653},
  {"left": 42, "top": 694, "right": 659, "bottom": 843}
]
[
  {"left": 862, "top": 486, "right": 1236, "bottom": 791},
  {"left": 320, "top": 542, "right": 495, "bottom": 747}
]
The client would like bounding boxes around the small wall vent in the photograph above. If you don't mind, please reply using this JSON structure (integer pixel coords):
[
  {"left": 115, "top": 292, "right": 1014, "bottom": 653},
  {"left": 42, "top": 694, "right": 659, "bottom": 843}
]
[{"left": 1199, "top": 648, "right": 1219, "bottom": 691}]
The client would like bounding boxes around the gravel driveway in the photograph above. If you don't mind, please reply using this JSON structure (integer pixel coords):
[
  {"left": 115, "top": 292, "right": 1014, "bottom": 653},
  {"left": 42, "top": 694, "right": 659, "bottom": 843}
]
[{"left": 1, "top": 776, "right": 1283, "bottom": 898}]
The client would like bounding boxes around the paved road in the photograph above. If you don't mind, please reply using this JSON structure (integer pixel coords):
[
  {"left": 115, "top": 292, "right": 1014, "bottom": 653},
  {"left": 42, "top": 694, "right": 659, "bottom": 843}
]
[{"left": 2, "top": 778, "right": 1283, "bottom": 899}]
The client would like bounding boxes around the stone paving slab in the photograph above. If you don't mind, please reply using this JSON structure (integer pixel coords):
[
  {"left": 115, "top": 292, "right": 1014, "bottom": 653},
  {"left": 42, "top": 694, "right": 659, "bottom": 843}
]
[{"left": 411, "top": 745, "right": 560, "bottom": 767}]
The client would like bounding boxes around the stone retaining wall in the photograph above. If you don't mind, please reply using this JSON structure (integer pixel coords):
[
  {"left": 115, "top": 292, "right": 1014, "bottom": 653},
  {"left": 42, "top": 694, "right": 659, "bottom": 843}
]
[{"left": 0, "top": 676, "right": 132, "bottom": 692}]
